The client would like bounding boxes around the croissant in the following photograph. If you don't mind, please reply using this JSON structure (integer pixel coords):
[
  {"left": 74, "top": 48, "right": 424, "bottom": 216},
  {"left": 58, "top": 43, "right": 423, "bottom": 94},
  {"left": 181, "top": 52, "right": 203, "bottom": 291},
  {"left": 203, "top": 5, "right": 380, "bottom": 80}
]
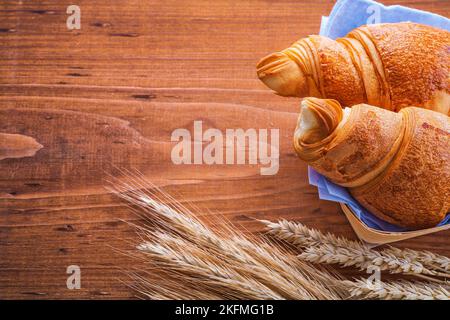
[
  {"left": 294, "top": 97, "right": 449, "bottom": 230},
  {"left": 257, "top": 22, "right": 450, "bottom": 115}
]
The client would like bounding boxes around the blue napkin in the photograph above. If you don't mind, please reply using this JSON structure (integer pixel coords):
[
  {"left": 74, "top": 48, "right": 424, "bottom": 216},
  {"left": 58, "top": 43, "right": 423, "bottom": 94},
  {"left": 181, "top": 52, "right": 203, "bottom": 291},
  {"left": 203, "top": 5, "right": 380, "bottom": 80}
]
[
  {"left": 320, "top": 0, "right": 450, "bottom": 38},
  {"left": 310, "top": 0, "right": 450, "bottom": 232},
  {"left": 309, "top": 167, "right": 450, "bottom": 232}
]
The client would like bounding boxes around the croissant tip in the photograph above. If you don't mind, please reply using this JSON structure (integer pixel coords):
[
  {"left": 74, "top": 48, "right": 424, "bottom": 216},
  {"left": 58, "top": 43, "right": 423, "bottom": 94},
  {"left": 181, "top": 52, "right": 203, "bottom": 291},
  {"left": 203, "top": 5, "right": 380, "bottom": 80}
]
[
  {"left": 256, "top": 52, "right": 286, "bottom": 68},
  {"left": 256, "top": 52, "right": 308, "bottom": 97},
  {"left": 295, "top": 98, "right": 344, "bottom": 145}
]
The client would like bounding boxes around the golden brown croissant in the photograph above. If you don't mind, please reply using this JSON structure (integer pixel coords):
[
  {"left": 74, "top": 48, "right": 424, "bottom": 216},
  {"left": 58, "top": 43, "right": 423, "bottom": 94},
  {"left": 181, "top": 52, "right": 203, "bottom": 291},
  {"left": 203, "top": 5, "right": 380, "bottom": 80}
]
[
  {"left": 257, "top": 23, "right": 450, "bottom": 115},
  {"left": 294, "top": 97, "right": 449, "bottom": 230}
]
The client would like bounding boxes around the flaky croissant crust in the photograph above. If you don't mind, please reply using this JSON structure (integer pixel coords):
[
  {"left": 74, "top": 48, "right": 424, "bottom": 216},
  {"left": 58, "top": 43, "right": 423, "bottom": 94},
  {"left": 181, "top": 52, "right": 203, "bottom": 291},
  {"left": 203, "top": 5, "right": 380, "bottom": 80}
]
[
  {"left": 294, "top": 98, "right": 449, "bottom": 230},
  {"left": 258, "top": 22, "right": 450, "bottom": 115}
]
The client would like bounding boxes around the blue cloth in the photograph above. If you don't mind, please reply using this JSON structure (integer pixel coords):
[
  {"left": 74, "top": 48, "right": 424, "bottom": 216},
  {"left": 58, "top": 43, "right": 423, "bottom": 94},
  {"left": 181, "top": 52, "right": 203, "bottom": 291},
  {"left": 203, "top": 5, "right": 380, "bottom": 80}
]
[
  {"left": 309, "top": 167, "right": 450, "bottom": 232},
  {"left": 310, "top": 0, "right": 449, "bottom": 232},
  {"left": 320, "top": 0, "right": 450, "bottom": 38}
]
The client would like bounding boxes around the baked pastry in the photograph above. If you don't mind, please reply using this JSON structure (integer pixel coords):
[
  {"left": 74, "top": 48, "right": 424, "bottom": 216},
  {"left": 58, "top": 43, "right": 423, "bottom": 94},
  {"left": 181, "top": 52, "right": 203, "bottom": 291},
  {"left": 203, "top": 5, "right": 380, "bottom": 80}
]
[
  {"left": 257, "top": 23, "right": 450, "bottom": 115},
  {"left": 294, "top": 97, "right": 450, "bottom": 229}
]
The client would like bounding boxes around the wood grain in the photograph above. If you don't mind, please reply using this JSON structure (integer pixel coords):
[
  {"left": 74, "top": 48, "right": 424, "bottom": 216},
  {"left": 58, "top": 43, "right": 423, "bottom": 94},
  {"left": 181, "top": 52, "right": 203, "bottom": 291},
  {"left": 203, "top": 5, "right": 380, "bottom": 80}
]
[{"left": 0, "top": 0, "right": 449, "bottom": 299}]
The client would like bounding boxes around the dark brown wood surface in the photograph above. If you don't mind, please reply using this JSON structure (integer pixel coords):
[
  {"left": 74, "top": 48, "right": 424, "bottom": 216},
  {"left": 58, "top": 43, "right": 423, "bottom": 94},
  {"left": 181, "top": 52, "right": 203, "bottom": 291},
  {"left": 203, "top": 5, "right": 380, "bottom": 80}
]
[{"left": 0, "top": 0, "right": 448, "bottom": 299}]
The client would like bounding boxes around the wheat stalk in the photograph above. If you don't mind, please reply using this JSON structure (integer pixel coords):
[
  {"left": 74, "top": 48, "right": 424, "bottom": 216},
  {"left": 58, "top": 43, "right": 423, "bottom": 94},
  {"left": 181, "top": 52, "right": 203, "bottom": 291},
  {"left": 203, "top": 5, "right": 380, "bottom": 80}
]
[
  {"left": 345, "top": 279, "right": 450, "bottom": 300},
  {"left": 262, "top": 219, "right": 450, "bottom": 280},
  {"left": 110, "top": 171, "right": 349, "bottom": 300},
  {"left": 109, "top": 170, "right": 449, "bottom": 300}
]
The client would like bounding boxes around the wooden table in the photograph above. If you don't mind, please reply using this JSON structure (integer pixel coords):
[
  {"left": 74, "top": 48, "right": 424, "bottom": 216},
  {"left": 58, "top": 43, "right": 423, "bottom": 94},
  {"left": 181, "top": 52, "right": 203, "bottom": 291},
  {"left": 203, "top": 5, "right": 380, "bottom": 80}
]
[{"left": 0, "top": 0, "right": 448, "bottom": 299}]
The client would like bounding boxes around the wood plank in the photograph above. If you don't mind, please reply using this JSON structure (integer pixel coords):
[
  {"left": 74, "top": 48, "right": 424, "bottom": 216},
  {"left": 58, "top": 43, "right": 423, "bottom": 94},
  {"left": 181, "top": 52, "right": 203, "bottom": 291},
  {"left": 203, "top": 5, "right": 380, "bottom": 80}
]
[{"left": 0, "top": 0, "right": 449, "bottom": 299}]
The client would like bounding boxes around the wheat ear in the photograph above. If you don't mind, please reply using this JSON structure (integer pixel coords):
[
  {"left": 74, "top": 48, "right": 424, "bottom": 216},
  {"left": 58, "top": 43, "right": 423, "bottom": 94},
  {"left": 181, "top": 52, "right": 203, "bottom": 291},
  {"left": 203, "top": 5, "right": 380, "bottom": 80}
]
[
  {"left": 110, "top": 172, "right": 349, "bottom": 300},
  {"left": 137, "top": 234, "right": 284, "bottom": 299},
  {"left": 386, "top": 247, "right": 450, "bottom": 273},
  {"left": 262, "top": 220, "right": 450, "bottom": 280},
  {"left": 344, "top": 279, "right": 450, "bottom": 300}
]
